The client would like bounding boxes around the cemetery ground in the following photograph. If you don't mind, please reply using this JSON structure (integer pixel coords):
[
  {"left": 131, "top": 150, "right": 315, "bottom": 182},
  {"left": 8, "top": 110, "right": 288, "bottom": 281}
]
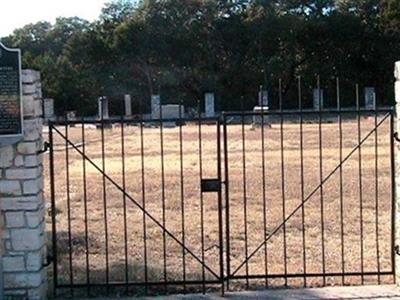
[{"left": 43, "top": 114, "right": 394, "bottom": 295}]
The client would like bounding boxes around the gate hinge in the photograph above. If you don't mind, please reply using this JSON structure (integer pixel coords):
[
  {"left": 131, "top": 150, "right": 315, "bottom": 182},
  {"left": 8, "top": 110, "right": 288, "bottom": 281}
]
[
  {"left": 395, "top": 245, "right": 400, "bottom": 256},
  {"left": 37, "top": 141, "right": 51, "bottom": 154},
  {"left": 394, "top": 132, "right": 400, "bottom": 143},
  {"left": 43, "top": 254, "right": 53, "bottom": 267}
]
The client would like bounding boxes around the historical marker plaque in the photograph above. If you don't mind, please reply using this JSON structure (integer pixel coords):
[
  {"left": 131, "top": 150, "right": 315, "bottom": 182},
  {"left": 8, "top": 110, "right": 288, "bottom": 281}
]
[{"left": 0, "top": 43, "right": 23, "bottom": 138}]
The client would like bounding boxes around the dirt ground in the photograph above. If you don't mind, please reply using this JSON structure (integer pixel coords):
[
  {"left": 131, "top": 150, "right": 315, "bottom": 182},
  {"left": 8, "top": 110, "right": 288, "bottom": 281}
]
[{"left": 44, "top": 112, "right": 395, "bottom": 296}]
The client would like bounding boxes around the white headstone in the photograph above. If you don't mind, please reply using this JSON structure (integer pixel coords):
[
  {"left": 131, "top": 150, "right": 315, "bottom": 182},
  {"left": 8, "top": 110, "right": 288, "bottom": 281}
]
[
  {"left": 98, "top": 97, "right": 101, "bottom": 118},
  {"left": 205, "top": 93, "right": 215, "bottom": 117},
  {"left": 161, "top": 104, "right": 184, "bottom": 119},
  {"left": 43, "top": 98, "right": 54, "bottom": 119},
  {"left": 253, "top": 105, "right": 270, "bottom": 125},
  {"left": 313, "top": 89, "right": 324, "bottom": 110},
  {"left": 160, "top": 104, "right": 184, "bottom": 127},
  {"left": 396, "top": 62, "right": 400, "bottom": 105},
  {"left": 151, "top": 95, "right": 161, "bottom": 119},
  {"left": 258, "top": 90, "right": 269, "bottom": 107},
  {"left": 124, "top": 94, "right": 132, "bottom": 116},
  {"left": 66, "top": 111, "right": 77, "bottom": 121},
  {"left": 364, "top": 87, "right": 376, "bottom": 109},
  {"left": 98, "top": 96, "right": 109, "bottom": 119}
]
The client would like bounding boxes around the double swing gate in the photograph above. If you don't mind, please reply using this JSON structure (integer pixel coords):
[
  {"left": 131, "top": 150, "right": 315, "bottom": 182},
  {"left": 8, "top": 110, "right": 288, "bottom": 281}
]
[{"left": 48, "top": 87, "right": 396, "bottom": 297}]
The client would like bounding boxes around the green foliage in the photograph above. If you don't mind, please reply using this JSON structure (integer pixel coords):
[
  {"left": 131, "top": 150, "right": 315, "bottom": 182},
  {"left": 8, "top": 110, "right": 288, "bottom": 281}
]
[{"left": 1, "top": 0, "right": 399, "bottom": 114}]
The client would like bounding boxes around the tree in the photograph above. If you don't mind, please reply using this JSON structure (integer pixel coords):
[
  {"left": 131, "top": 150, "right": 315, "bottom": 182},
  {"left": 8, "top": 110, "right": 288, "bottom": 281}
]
[{"left": 1, "top": 0, "right": 398, "bottom": 112}]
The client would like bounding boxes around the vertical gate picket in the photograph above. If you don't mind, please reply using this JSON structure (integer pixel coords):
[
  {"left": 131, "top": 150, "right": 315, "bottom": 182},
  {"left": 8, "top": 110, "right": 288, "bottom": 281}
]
[
  {"left": 49, "top": 123, "right": 58, "bottom": 297},
  {"left": 222, "top": 113, "right": 231, "bottom": 290}
]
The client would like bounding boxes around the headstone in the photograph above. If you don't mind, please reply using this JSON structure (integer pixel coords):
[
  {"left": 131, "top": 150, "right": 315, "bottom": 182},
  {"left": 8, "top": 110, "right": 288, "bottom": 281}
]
[
  {"left": 313, "top": 89, "right": 324, "bottom": 111},
  {"left": 205, "top": 93, "right": 215, "bottom": 117},
  {"left": 151, "top": 95, "right": 161, "bottom": 119},
  {"left": 124, "top": 94, "right": 132, "bottom": 117},
  {"left": 253, "top": 106, "right": 270, "bottom": 126},
  {"left": 66, "top": 111, "right": 77, "bottom": 127},
  {"left": 258, "top": 89, "right": 269, "bottom": 107},
  {"left": 98, "top": 96, "right": 109, "bottom": 119},
  {"left": 364, "top": 87, "right": 376, "bottom": 109},
  {"left": 66, "top": 111, "right": 77, "bottom": 121},
  {"left": 43, "top": 98, "right": 54, "bottom": 120},
  {"left": 160, "top": 104, "right": 184, "bottom": 127},
  {"left": 0, "top": 43, "right": 23, "bottom": 144},
  {"left": 161, "top": 104, "right": 184, "bottom": 119},
  {"left": 188, "top": 107, "right": 198, "bottom": 118}
]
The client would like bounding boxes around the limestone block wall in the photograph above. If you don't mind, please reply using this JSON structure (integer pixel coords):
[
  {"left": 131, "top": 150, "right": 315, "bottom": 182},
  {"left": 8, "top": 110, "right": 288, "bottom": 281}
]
[{"left": 0, "top": 70, "right": 46, "bottom": 299}]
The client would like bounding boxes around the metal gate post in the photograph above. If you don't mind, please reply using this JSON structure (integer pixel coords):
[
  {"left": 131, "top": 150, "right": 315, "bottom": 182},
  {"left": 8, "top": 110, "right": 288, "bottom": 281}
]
[{"left": 395, "top": 61, "right": 400, "bottom": 284}]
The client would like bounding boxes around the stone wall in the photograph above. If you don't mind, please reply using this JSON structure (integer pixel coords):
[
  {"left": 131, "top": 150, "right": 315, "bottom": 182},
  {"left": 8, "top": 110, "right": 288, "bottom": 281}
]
[{"left": 0, "top": 70, "right": 46, "bottom": 299}]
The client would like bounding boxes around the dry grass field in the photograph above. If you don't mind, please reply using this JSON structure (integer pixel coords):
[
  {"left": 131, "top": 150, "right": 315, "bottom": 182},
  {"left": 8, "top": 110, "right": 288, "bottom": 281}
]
[{"left": 43, "top": 113, "right": 395, "bottom": 296}]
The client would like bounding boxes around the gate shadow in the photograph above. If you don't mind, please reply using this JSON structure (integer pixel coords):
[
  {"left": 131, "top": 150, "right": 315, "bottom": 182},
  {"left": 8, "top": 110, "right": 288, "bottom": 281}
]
[{"left": 47, "top": 230, "right": 221, "bottom": 298}]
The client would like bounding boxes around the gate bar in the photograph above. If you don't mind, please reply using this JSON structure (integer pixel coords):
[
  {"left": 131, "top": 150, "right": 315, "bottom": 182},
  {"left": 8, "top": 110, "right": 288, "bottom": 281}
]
[
  {"left": 374, "top": 96, "right": 381, "bottom": 284},
  {"left": 139, "top": 100, "right": 149, "bottom": 294},
  {"left": 217, "top": 119, "right": 225, "bottom": 295},
  {"left": 222, "top": 108, "right": 394, "bottom": 117},
  {"left": 197, "top": 99, "right": 206, "bottom": 294},
  {"left": 81, "top": 118, "right": 91, "bottom": 296},
  {"left": 229, "top": 271, "right": 394, "bottom": 280},
  {"left": 356, "top": 84, "right": 365, "bottom": 285},
  {"left": 223, "top": 114, "right": 231, "bottom": 290},
  {"left": 119, "top": 116, "right": 129, "bottom": 291},
  {"left": 390, "top": 112, "right": 396, "bottom": 278},
  {"left": 240, "top": 96, "right": 249, "bottom": 288},
  {"left": 337, "top": 78, "right": 346, "bottom": 285},
  {"left": 317, "top": 76, "right": 326, "bottom": 286},
  {"left": 178, "top": 99, "right": 187, "bottom": 293},
  {"left": 65, "top": 121, "right": 74, "bottom": 295},
  {"left": 299, "top": 76, "right": 307, "bottom": 287},
  {"left": 49, "top": 124, "right": 58, "bottom": 296},
  {"left": 158, "top": 93, "right": 168, "bottom": 293},
  {"left": 279, "top": 79, "right": 288, "bottom": 287},
  {"left": 260, "top": 85, "right": 268, "bottom": 286}
]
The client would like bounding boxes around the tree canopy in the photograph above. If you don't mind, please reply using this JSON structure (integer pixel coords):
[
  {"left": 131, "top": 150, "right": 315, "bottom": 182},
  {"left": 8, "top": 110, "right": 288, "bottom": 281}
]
[{"left": 1, "top": 0, "right": 399, "bottom": 114}]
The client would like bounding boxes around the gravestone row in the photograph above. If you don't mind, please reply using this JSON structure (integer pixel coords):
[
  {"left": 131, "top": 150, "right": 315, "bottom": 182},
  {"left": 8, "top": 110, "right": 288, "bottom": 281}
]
[
  {"left": 93, "top": 93, "right": 216, "bottom": 122},
  {"left": 252, "top": 87, "right": 376, "bottom": 113},
  {"left": 26, "top": 87, "right": 377, "bottom": 124},
  {"left": 313, "top": 87, "right": 376, "bottom": 110}
]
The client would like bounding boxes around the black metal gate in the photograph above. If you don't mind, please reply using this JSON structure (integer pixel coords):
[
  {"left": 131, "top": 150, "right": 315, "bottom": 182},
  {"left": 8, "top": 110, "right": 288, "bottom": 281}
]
[
  {"left": 48, "top": 108, "right": 225, "bottom": 297},
  {"left": 47, "top": 90, "right": 395, "bottom": 297},
  {"left": 222, "top": 107, "right": 395, "bottom": 289}
]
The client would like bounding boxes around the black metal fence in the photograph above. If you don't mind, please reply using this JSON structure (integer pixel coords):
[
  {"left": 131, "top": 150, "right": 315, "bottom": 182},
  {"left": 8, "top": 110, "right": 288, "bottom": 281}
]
[{"left": 46, "top": 80, "right": 395, "bottom": 298}]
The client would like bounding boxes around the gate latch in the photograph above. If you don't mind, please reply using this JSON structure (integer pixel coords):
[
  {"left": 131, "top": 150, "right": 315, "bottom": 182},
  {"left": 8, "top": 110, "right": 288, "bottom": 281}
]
[{"left": 201, "top": 179, "right": 221, "bottom": 193}]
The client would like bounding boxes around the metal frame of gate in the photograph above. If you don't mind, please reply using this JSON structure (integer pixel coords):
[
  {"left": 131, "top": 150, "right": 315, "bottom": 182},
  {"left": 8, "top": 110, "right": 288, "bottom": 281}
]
[
  {"left": 222, "top": 108, "right": 395, "bottom": 288},
  {"left": 48, "top": 86, "right": 396, "bottom": 298},
  {"left": 49, "top": 101, "right": 227, "bottom": 298}
]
